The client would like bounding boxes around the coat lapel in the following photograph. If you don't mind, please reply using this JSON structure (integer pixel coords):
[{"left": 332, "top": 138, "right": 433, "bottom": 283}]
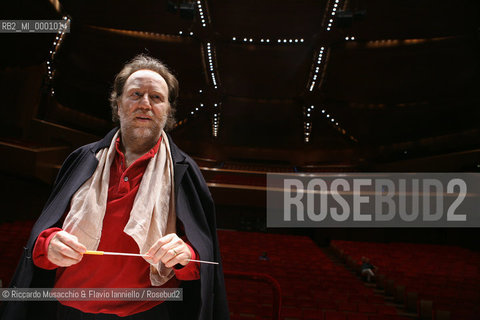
[{"left": 166, "top": 133, "right": 188, "bottom": 193}]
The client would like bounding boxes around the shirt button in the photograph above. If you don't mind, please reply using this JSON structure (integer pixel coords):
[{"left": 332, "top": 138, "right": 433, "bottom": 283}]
[{"left": 124, "top": 176, "right": 129, "bottom": 182}]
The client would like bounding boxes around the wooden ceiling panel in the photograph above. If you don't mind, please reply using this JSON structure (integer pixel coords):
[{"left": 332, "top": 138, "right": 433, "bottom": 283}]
[
  {"left": 59, "top": 0, "right": 194, "bottom": 34},
  {"left": 4, "top": 0, "right": 479, "bottom": 164},
  {"left": 209, "top": 0, "right": 328, "bottom": 38},
  {"left": 321, "top": 37, "right": 479, "bottom": 104},
  {"left": 53, "top": 26, "right": 205, "bottom": 119},
  {"left": 218, "top": 98, "right": 303, "bottom": 148},
  {"left": 347, "top": 0, "right": 479, "bottom": 40},
  {"left": 216, "top": 43, "right": 314, "bottom": 99}
]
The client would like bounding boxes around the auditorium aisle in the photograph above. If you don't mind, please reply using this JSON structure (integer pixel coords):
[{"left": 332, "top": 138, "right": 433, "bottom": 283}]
[
  {"left": 218, "top": 230, "right": 414, "bottom": 320},
  {"left": 331, "top": 240, "right": 480, "bottom": 320}
]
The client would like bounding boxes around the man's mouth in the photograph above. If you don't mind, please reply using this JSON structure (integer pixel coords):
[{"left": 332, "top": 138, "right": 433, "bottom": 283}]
[{"left": 135, "top": 116, "right": 151, "bottom": 121}]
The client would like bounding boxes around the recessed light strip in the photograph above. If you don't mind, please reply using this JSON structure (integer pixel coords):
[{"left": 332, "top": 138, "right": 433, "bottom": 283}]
[{"left": 47, "top": 15, "right": 70, "bottom": 96}]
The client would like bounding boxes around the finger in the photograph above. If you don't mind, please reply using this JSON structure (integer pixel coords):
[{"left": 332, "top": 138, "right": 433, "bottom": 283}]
[
  {"left": 146, "top": 233, "right": 176, "bottom": 257},
  {"left": 150, "top": 243, "right": 179, "bottom": 265},
  {"left": 164, "top": 251, "right": 186, "bottom": 268},
  {"left": 155, "top": 237, "right": 186, "bottom": 264},
  {"left": 162, "top": 245, "right": 191, "bottom": 267},
  {"left": 48, "top": 246, "right": 83, "bottom": 267},
  {"left": 56, "top": 232, "right": 87, "bottom": 253},
  {"left": 52, "top": 255, "right": 83, "bottom": 267},
  {"left": 160, "top": 237, "right": 183, "bottom": 254},
  {"left": 52, "top": 240, "right": 84, "bottom": 261},
  {"left": 147, "top": 234, "right": 184, "bottom": 263}
]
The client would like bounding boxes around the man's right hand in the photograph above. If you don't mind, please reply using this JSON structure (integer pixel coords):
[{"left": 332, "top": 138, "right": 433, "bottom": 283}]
[{"left": 47, "top": 231, "right": 87, "bottom": 267}]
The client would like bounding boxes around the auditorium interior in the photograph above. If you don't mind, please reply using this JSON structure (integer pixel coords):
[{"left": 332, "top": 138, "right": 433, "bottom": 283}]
[{"left": 1, "top": 0, "right": 480, "bottom": 319}]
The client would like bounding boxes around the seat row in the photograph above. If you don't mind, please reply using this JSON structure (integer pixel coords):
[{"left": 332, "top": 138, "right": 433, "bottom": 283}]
[
  {"left": 219, "top": 230, "right": 404, "bottom": 320},
  {"left": 331, "top": 240, "right": 480, "bottom": 320}
]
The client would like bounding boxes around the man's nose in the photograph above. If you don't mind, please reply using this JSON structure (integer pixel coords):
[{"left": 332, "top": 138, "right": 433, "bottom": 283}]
[{"left": 138, "top": 93, "right": 151, "bottom": 107}]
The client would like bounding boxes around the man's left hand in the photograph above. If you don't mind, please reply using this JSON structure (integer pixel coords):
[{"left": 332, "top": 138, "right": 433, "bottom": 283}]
[{"left": 145, "top": 233, "right": 191, "bottom": 268}]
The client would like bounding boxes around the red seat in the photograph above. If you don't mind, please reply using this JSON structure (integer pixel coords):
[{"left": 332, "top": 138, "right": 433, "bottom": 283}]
[
  {"left": 357, "top": 303, "right": 376, "bottom": 314},
  {"left": 347, "top": 314, "right": 369, "bottom": 320},
  {"left": 302, "top": 309, "right": 323, "bottom": 320},
  {"left": 337, "top": 301, "right": 357, "bottom": 312},
  {"left": 324, "top": 310, "right": 347, "bottom": 320},
  {"left": 376, "top": 305, "right": 398, "bottom": 315},
  {"left": 281, "top": 306, "right": 299, "bottom": 318}
]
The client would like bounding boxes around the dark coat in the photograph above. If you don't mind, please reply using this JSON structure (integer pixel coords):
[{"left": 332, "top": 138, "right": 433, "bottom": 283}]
[{"left": 1, "top": 128, "right": 229, "bottom": 320}]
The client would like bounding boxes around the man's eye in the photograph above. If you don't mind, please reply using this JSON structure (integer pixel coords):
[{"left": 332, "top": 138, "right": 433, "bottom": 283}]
[{"left": 133, "top": 92, "right": 142, "bottom": 97}]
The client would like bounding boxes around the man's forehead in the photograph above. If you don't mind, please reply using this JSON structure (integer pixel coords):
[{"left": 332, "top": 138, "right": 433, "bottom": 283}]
[{"left": 125, "top": 69, "right": 167, "bottom": 88}]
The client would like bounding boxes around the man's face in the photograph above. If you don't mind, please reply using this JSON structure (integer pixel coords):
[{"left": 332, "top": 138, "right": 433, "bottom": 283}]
[{"left": 117, "top": 69, "right": 170, "bottom": 143}]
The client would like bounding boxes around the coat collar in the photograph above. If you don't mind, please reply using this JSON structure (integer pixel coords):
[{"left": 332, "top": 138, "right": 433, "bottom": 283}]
[
  {"left": 91, "top": 127, "right": 118, "bottom": 153},
  {"left": 165, "top": 132, "right": 187, "bottom": 165}
]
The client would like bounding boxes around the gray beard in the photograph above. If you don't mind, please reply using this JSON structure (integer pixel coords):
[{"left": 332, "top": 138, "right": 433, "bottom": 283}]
[{"left": 119, "top": 118, "right": 166, "bottom": 154}]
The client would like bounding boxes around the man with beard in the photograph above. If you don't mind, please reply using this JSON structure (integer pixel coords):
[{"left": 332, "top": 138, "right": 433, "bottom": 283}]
[{"left": 1, "top": 54, "right": 229, "bottom": 320}]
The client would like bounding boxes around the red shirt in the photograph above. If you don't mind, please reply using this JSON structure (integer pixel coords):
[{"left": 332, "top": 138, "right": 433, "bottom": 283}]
[{"left": 33, "top": 136, "right": 200, "bottom": 316}]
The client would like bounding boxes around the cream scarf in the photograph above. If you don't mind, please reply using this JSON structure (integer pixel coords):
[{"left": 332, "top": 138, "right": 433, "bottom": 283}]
[{"left": 62, "top": 130, "right": 177, "bottom": 286}]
